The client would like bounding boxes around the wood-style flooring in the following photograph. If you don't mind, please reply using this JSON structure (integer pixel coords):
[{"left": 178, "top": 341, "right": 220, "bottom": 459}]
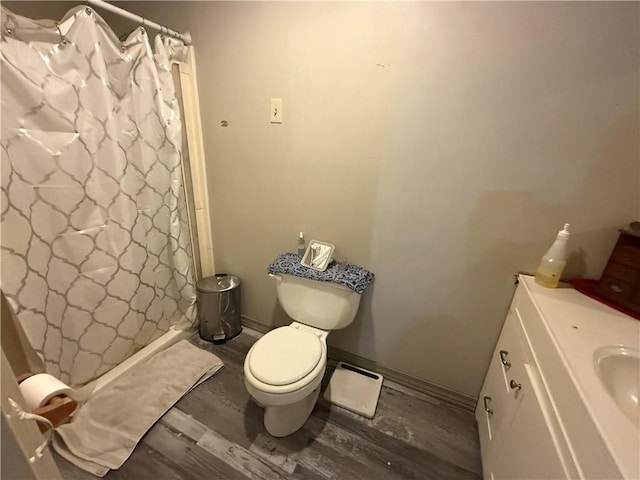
[{"left": 54, "top": 331, "right": 483, "bottom": 480}]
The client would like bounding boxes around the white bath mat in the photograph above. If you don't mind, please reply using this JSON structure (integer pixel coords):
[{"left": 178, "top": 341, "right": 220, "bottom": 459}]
[
  {"left": 323, "top": 362, "right": 383, "bottom": 419},
  {"left": 53, "top": 339, "right": 223, "bottom": 477}
]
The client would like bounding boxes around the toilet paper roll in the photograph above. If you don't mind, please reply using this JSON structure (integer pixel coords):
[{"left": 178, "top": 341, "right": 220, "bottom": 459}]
[{"left": 18, "top": 373, "right": 74, "bottom": 412}]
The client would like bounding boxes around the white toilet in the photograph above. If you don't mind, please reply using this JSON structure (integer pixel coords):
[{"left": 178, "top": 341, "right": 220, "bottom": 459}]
[{"left": 243, "top": 272, "right": 361, "bottom": 437}]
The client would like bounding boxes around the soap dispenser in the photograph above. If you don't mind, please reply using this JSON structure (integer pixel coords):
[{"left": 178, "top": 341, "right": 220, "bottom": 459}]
[
  {"left": 534, "top": 223, "right": 570, "bottom": 288},
  {"left": 297, "top": 232, "right": 305, "bottom": 257}
]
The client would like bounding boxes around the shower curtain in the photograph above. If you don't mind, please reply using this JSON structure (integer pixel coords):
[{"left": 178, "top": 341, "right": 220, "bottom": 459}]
[{"left": 0, "top": 6, "right": 197, "bottom": 386}]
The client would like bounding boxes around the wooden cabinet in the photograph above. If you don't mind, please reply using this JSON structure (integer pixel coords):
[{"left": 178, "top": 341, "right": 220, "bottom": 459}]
[
  {"left": 594, "top": 229, "right": 640, "bottom": 314},
  {"left": 476, "top": 282, "right": 574, "bottom": 479}
]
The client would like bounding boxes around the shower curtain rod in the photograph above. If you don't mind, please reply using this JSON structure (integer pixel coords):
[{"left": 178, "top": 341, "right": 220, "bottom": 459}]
[{"left": 85, "top": 0, "right": 192, "bottom": 45}]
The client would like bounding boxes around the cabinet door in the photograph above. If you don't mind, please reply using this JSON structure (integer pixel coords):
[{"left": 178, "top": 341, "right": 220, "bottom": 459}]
[
  {"left": 476, "top": 355, "right": 510, "bottom": 449},
  {"left": 488, "top": 364, "right": 568, "bottom": 480},
  {"left": 476, "top": 309, "right": 527, "bottom": 471}
]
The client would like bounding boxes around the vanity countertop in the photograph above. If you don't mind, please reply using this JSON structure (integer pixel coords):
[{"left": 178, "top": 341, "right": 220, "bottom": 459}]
[{"left": 520, "top": 275, "right": 639, "bottom": 479}]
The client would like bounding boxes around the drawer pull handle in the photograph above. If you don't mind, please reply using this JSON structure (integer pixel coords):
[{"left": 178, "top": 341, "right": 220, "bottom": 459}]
[
  {"left": 509, "top": 379, "right": 522, "bottom": 390},
  {"left": 499, "top": 350, "right": 511, "bottom": 368},
  {"left": 483, "top": 395, "right": 493, "bottom": 415}
]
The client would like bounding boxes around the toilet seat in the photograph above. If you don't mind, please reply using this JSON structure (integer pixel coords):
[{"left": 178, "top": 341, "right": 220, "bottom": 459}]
[{"left": 248, "top": 327, "right": 323, "bottom": 386}]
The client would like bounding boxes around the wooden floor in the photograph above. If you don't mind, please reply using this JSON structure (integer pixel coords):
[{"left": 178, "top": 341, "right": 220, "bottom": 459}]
[{"left": 54, "top": 331, "right": 483, "bottom": 480}]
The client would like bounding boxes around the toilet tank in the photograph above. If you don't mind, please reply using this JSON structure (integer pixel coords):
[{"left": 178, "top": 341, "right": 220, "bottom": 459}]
[{"left": 269, "top": 274, "right": 361, "bottom": 330}]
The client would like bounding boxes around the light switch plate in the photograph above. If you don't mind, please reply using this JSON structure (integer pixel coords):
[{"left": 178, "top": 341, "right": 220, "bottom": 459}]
[{"left": 270, "top": 98, "right": 283, "bottom": 123}]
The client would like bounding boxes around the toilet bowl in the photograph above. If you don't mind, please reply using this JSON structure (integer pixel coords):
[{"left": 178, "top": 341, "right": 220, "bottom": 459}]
[
  {"left": 243, "top": 273, "right": 361, "bottom": 437},
  {"left": 244, "top": 323, "right": 328, "bottom": 437}
]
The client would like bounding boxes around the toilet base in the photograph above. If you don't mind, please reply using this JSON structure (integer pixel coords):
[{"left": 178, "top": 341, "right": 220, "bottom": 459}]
[{"left": 263, "top": 384, "right": 321, "bottom": 437}]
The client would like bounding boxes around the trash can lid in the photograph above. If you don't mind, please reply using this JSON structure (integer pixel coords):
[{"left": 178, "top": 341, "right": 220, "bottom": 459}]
[{"left": 197, "top": 274, "right": 240, "bottom": 293}]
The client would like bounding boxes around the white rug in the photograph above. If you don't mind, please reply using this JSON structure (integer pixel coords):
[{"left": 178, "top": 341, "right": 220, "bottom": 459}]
[
  {"left": 323, "top": 362, "right": 383, "bottom": 419},
  {"left": 53, "top": 339, "right": 223, "bottom": 477}
]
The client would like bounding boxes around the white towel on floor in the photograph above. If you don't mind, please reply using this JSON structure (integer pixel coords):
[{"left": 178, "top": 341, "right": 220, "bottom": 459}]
[{"left": 53, "top": 339, "right": 224, "bottom": 477}]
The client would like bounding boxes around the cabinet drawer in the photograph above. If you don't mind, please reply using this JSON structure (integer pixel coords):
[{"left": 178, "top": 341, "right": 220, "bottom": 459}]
[
  {"left": 596, "top": 276, "right": 635, "bottom": 302},
  {"left": 631, "top": 286, "right": 640, "bottom": 308},
  {"left": 611, "top": 245, "right": 640, "bottom": 268},
  {"left": 601, "top": 261, "right": 639, "bottom": 284}
]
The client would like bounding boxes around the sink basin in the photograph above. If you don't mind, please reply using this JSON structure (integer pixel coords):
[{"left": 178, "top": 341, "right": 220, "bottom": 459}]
[{"left": 594, "top": 346, "right": 640, "bottom": 425}]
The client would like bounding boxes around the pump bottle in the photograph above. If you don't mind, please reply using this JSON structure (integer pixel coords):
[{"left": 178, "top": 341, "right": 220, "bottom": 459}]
[
  {"left": 297, "top": 232, "right": 305, "bottom": 257},
  {"left": 534, "top": 223, "right": 570, "bottom": 288}
]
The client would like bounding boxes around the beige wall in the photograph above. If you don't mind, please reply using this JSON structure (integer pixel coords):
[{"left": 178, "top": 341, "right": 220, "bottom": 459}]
[{"left": 8, "top": 2, "right": 639, "bottom": 396}]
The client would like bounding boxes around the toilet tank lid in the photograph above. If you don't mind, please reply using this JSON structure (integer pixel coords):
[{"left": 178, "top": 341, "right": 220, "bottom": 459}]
[
  {"left": 267, "top": 252, "right": 375, "bottom": 294},
  {"left": 249, "top": 327, "right": 322, "bottom": 386}
]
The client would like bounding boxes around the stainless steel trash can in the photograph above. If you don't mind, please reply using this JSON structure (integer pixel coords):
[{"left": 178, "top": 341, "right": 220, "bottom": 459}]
[{"left": 196, "top": 274, "right": 242, "bottom": 343}]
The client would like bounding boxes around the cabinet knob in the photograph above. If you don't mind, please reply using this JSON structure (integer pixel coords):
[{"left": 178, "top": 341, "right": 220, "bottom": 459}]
[
  {"left": 499, "top": 350, "right": 511, "bottom": 368},
  {"left": 509, "top": 379, "right": 522, "bottom": 390},
  {"left": 483, "top": 395, "right": 493, "bottom": 415}
]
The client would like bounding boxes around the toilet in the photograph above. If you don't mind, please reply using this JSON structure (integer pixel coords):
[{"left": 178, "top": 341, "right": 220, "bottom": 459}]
[{"left": 243, "top": 272, "right": 362, "bottom": 437}]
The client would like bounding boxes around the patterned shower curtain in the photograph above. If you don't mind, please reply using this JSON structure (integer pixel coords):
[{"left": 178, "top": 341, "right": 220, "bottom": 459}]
[{"left": 1, "top": 6, "right": 197, "bottom": 386}]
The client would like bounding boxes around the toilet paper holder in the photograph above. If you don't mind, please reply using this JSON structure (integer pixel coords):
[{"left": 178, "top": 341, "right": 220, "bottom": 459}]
[{"left": 17, "top": 373, "right": 78, "bottom": 433}]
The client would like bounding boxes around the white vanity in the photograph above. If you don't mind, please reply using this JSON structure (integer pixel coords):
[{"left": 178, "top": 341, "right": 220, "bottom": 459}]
[{"left": 476, "top": 275, "right": 639, "bottom": 479}]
